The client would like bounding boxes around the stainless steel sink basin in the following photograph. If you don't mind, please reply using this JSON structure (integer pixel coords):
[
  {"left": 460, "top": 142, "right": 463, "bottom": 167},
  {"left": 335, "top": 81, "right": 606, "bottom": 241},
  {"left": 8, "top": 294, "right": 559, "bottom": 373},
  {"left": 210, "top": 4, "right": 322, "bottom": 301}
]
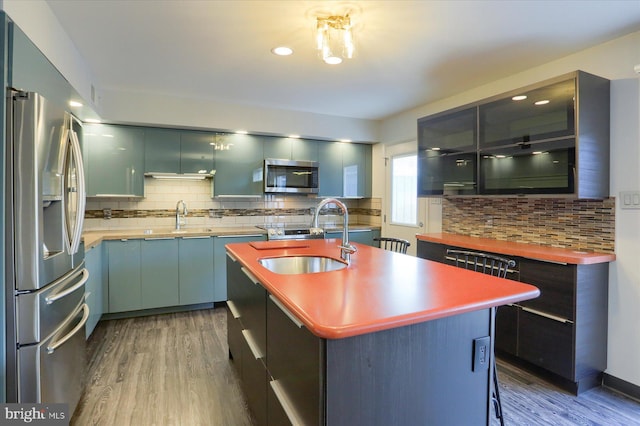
[{"left": 259, "top": 256, "right": 347, "bottom": 275}]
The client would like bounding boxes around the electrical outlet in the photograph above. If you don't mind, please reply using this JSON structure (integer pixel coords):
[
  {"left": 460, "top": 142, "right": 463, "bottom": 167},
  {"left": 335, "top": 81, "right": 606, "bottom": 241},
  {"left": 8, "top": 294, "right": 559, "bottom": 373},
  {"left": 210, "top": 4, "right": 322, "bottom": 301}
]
[
  {"left": 103, "top": 208, "right": 112, "bottom": 220},
  {"left": 473, "top": 336, "right": 491, "bottom": 372}
]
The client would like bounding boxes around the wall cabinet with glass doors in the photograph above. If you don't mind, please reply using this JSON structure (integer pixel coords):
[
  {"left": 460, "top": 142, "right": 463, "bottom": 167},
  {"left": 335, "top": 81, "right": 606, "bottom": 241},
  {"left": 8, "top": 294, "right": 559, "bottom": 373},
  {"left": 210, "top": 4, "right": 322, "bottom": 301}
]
[{"left": 418, "top": 71, "right": 610, "bottom": 198}]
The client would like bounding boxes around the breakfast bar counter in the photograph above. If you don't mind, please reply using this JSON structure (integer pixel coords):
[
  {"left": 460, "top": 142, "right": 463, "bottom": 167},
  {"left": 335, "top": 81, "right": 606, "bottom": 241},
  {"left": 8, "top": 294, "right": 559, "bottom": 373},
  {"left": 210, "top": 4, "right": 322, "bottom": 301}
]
[{"left": 225, "top": 239, "right": 539, "bottom": 425}]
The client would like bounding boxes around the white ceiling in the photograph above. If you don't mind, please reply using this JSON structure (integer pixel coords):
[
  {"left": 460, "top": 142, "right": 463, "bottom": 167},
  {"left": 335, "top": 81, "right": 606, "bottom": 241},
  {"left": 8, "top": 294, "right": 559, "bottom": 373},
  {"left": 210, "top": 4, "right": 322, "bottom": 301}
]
[{"left": 47, "top": 0, "right": 640, "bottom": 121}]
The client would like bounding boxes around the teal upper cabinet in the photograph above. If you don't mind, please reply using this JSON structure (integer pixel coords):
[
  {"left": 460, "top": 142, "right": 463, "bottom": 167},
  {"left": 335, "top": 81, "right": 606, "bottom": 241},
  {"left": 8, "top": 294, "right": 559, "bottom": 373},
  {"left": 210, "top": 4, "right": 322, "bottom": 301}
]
[
  {"left": 213, "top": 133, "right": 264, "bottom": 196},
  {"left": 318, "top": 142, "right": 344, "bottom": 197},
  {"left": 319, "top": 142, "right": 371, "bottom": 198},
  {"left": 84, "top": 124, "right": 145, "bottom": 197},
  {"left": 180, "top": 131, "right": 215, "bottom": 174},
  {"left": 292, "top": 139, "right": 319, "bottom": 162},
  {"left": 263, "top": 137, "right": 319, "bottom": 162},
  {"left": 263, "top": 137, "right": 292, "bottom": 160},
  {"left": 144, "top": 129, "right": 214, "bottom": 175},
  {"left": 342, "top": 143, "right": 372, "bottom": 198},
  {"left": 144, "top": 128, "right": 181, "bottom": 173}
]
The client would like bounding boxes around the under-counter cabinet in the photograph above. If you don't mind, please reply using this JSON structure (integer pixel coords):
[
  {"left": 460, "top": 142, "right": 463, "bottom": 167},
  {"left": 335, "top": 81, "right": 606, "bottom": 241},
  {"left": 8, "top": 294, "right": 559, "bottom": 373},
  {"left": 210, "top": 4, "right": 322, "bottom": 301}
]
[
  {"left": 416, "top": 239, "right": 609, "bottom": 394},
  {"left": 84, "top": 243, "right": 107, "bottom": 338},
  {"left": 84, "top": 124, "right": 145, "bottom": 197},
  {"left": 179, "top": 236, "right": 215, "bottom": 305},
  {"left": 141, "top": 238, "right": 180, "bottom": 309},
  {"left": 213, "top": 235, "right": 265, "bottom": 302},
  {"left": 107, "top": 240, "right": 142, "bottom": 312},
  {"left": 324, "top": 229, "right": 381, "bottom": 247}
]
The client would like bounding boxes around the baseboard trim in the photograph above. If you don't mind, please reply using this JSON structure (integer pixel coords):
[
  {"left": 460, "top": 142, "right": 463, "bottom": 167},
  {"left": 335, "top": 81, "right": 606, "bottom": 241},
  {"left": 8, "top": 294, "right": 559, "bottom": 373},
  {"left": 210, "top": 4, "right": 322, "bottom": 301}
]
[
  {"left": 102, "top": 302, "right": 215, "bottom": 320},
  {"left": 603, "top": 373, "right": 640, "bottom": 402}
]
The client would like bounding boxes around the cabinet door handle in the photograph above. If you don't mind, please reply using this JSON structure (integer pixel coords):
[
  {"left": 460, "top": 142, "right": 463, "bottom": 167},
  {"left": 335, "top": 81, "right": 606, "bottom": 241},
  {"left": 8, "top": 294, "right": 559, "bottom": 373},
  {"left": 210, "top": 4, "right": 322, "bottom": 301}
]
[
  {"left": 270, "top": 379, "right": 305, "bottom": 426},
  {"left": 227, "top": 300, "right": 241, "bottom": 319},
  {"left": 241, "top": 267, "right": 260, "bottom": 286},
  {"left": 218, "top": 234, "right": 263, "bottom": 238},
  {"left": 182, "top": 236, "right": 211, "bottom": 240},
  {"left": 269, "top": 295, "right": 304, "bottom": 328},
  {"left": 521, "top": 306, "right": 573, "bottom": 324},
  {"left": 143, "top": 237, "right": 175, "bottom": 241},
  {"left": 241, "top": 329, "right": 264, "bottom": 359},
  {"left": 226, "top": 252, "right": 238, "bottom": 262}
]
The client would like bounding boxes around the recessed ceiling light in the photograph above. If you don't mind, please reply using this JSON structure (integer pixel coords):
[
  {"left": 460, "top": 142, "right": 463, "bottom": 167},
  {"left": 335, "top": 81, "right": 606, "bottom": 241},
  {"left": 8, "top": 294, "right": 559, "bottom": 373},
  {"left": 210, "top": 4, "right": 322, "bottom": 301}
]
[
  {"left": 272, "top": 46, "right": 293, "bottom": 56},
  {"left": 324, "top": 56, "right": 342, "bottom": 65},
  {"left": 534, "top": 100, "right": 550, "bottom": 105},
  {"left": 512, "top": 95, "right": 527, "bottom": 101},
  {"left": 69, "top": 100, "right": 83, "bottom": 107}
]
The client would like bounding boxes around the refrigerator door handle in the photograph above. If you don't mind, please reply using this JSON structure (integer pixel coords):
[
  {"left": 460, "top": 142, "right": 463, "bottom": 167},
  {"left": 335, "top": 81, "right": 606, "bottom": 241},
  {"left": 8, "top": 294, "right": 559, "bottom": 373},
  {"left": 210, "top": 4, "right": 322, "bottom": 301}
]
[
  {"left": 67, "top": 128, "right": 86, "bottom": 255},
  {"left": 45, "top": 267, "right": 89, "bottom": 305},
  {"left": 47, "top": 303, "right": 90, "bottom": 354}
]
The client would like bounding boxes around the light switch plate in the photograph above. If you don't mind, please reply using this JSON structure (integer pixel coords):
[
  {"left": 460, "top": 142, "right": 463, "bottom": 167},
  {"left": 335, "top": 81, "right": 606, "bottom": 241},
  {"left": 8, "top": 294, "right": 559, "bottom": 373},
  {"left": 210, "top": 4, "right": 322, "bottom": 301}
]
[{"left": 620, "top": 191, "right": 640, "bottom": 210}]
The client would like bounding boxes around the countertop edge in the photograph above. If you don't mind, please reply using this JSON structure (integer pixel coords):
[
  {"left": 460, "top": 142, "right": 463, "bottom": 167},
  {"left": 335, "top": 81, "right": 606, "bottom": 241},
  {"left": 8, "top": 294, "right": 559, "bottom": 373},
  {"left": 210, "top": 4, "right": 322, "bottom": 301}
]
[{"left": 416, "top": 233, "right": 616, "bottom": 265}]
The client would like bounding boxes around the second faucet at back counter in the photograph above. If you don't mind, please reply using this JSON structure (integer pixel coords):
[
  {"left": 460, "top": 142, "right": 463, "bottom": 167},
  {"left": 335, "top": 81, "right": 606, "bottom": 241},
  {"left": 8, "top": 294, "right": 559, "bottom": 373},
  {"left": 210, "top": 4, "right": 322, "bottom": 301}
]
[{"left": 310, "top": 198, "right": 357, "bottom": 264}]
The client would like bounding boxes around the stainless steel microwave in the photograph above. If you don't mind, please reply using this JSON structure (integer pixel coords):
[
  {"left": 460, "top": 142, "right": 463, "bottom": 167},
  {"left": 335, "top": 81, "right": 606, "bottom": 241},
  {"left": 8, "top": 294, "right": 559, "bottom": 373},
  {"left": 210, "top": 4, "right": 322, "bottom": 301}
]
[{"left": 264, "top": 159, "right": 319, "bottom": 194}]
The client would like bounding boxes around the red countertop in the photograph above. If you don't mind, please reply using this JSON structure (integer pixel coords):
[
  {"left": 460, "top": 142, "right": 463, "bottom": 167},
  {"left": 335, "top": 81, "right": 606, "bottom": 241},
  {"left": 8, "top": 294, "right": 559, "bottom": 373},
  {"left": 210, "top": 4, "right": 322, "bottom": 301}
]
[
  {"left": 416, "top": 233, "right": 616, "bottom": 265},
  {"left": 226, "top": 239, "right": 540, "bottom": 340}
]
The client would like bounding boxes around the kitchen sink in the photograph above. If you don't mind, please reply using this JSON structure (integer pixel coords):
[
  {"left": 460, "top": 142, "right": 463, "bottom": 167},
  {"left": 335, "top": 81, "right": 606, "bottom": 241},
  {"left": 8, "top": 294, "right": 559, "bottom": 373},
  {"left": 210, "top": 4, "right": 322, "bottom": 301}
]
[{"left": 259, "top": 256, "right": 347, "bottom": 275}]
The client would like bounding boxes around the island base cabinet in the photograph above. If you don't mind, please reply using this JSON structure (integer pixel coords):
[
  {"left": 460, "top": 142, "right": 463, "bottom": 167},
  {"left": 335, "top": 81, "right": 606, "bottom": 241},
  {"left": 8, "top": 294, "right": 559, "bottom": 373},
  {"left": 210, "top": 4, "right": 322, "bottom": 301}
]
[{"left": 324, "top": 309, "right": 492, "bottom": 426}]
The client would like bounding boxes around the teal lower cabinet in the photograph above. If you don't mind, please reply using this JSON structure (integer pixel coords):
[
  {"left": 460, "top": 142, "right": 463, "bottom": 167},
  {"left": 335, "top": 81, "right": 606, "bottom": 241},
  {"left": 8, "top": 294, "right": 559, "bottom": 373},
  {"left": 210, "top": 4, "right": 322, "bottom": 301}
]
[
  {"left": 141, "top": 238, "right": 180, "bottom": 309},
  {"left": 84, "top": 243, "right": 107, "bottom": 338},
  {"left": 179, "top": 236, "right": 214, "bottom": 305},
  {"left": 107, "top": 240, "right": 142, "bottom": 313},
  {"left": 324, "top": 229, "right": 381, "bottom": 247},
  {"left": 213, "top": 234, "right": 266, "bottom": 301}
]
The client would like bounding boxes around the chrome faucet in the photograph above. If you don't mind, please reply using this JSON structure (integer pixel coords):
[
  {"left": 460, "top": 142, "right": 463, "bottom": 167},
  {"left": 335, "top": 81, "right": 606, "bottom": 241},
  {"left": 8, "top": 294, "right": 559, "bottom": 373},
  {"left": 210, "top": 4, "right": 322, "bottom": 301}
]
[
  {"left": 176, "top": 200, "right": 188, "bottom": 230},
  {"left": 311, "top": 198, "right": 357, "bottom": 264}
]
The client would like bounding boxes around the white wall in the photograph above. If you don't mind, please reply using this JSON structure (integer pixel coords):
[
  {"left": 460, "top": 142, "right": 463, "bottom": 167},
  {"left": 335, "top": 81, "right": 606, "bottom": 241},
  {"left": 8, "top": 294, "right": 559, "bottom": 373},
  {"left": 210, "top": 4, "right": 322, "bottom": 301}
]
[{"left": 379, "top": 32, "right": 640, "bottom": 387}]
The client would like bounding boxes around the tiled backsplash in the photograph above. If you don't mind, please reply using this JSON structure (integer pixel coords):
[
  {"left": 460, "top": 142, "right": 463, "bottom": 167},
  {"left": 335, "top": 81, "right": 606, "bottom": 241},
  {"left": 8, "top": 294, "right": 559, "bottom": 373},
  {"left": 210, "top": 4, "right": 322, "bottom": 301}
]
[
  {"left": 84, "top": 178, "right": 381, "bottom": 231},
  {"left": 442, "top": 197, "right": 615, "bottom": 253}
]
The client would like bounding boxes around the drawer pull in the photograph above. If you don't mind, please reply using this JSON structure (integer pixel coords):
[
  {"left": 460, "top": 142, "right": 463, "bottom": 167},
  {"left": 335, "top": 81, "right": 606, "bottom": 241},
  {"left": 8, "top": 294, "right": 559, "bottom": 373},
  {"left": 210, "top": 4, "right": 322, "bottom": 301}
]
[
  {"left": 226, "top": 252, "right": 238, "bottom": 262},
  {"left": 227, "top": 300, "right": 241, "bottom": 319},
  {"left": 218, "top": 234, "right": 263, "bottom": 238},
  {"left": 241, "top": 329, "right": 264, "bottom": 359},
  {"left": 270, "top": 379, "right": 305, "bottom": 426},
  {"left": 521, "top": 306, "right": 573, "bottom": 324},
  {"left": 241, "top": 267, "right": 260, "bottom": 286},
  {"left": 144, "top": 237, "right": 175, "bottom": 241},
  {"left": 269, "top": 295, "right": 304, "bottom": 328},
  {"left": 182, "top": 236, "right": 211, "bottom": 240}
]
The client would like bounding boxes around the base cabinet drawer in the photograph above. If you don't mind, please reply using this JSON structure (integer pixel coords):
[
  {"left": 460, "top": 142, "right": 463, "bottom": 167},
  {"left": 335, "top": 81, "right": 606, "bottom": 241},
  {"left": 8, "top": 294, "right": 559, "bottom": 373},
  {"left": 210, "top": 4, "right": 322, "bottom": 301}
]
[
  {"left": 518, "top": 310, "right": 574, "bottom": 379},
  {"left": 227, "top": 305, "right": 243, "bottom": 375},
  {"left": 240, "top": 335, "right": 268, "bottom": 426},
  {"left": 495, "top": 305, "right": 518, "bottom": 356}
]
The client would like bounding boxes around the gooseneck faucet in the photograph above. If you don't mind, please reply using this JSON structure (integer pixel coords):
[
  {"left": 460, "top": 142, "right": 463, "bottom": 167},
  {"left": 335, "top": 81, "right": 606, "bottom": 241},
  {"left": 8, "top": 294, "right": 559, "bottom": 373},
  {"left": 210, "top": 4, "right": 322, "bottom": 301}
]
[
  {"left": 311, "top": 198, "right": 357, "bottom": 264},
  {"left": 176, "top": 200, "right": 188, "bottom": 230}
]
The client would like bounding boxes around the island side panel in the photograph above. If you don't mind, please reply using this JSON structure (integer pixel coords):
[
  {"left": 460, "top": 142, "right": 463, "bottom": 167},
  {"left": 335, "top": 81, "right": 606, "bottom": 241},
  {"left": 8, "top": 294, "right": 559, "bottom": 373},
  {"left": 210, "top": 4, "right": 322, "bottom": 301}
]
[{"left": 325, "top": 309, "right": 492, "bottom": 426}]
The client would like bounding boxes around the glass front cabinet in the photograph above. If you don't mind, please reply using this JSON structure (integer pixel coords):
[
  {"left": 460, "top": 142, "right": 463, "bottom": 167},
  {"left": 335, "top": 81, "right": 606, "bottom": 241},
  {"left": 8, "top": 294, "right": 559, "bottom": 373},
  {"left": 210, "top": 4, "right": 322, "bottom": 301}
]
[{"left": 418, "top": 71, "right": 610, "bottom": 198}]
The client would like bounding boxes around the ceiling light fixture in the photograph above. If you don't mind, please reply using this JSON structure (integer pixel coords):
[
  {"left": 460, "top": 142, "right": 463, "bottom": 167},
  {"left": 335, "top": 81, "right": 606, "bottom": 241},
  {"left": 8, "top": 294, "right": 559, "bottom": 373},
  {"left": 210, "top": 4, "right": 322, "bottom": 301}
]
[
  {"left": 512, "top": 95, "right": 527, "bottom": 101},
  {"left": 271, "top": 46, "right": 293, "bottom": 56},
  {"left": 316, "top": 14, "right": 354, "bottom": 65},
  {"left": 534, "top": 100, "right": 550, "bottom": 105},
  {"left": 69, "top": 100, "right": 83, "bottom": 107}
]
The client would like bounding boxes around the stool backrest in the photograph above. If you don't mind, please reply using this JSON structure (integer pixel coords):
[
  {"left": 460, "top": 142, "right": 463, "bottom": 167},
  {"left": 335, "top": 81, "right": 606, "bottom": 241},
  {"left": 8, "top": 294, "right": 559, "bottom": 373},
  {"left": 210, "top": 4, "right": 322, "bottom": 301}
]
[
  {"left": 374, "top": 237, "right": 411, "bottom": 254},
  {"left": 446, "top": 249, "right": 516, "bottom": 279}
]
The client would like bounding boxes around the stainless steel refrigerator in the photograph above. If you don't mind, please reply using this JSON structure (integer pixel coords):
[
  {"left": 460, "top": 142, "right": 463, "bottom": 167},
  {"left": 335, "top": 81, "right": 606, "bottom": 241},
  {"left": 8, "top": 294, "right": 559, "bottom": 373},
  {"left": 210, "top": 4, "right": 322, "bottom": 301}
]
[{"left": 5, "top": 90, "right": 89, "bottom": 414}]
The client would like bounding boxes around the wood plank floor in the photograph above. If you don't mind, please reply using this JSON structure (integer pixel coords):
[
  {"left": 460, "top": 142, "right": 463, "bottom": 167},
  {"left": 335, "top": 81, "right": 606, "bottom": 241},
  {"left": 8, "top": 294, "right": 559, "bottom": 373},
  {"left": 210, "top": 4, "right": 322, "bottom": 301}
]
[{"left": 72, "top": 307, "right": 640, "bottom": 425}]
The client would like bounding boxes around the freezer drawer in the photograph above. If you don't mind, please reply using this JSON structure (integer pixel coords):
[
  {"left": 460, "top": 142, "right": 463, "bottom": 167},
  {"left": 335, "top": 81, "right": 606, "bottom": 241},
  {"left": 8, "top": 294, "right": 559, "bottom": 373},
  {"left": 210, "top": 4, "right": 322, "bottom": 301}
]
[
  {"left": 17, "top": 263, "right": 88, "bottom": 344},
  {"left": 17, "top": 300, "right": 89, "bottom": 413}
]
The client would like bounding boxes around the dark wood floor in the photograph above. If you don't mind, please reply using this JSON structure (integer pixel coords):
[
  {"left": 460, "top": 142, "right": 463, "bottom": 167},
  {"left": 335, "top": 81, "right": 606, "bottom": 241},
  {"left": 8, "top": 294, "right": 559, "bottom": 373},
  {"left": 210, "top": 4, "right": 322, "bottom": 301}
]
[{"left": 72, "top": 307, "right": 640, "bottom": 426}]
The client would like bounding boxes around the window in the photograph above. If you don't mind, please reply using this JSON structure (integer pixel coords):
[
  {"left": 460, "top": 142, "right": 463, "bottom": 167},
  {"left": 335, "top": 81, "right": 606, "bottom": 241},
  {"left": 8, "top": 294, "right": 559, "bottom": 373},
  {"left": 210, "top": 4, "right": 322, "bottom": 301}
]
[{"left": 391, "top": 154, "right": 417, "bottom": 225}]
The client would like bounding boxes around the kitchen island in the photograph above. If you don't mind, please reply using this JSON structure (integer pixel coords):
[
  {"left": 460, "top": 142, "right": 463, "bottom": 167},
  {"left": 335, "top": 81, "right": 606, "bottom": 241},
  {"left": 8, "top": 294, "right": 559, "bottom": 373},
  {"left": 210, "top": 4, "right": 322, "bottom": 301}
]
[{"left": 225, "top": 239, "right": 539, "bottom": 425}]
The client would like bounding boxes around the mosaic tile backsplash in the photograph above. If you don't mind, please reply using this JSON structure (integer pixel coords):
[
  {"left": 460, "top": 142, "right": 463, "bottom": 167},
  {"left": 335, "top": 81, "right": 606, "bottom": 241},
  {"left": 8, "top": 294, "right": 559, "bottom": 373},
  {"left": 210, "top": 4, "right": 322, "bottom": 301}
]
[
  {"left": 442, "top": 197, "right": 615, "bottom": 253},
  {"left": 83, "top": 178, "right": 381, "bottom": 231}
]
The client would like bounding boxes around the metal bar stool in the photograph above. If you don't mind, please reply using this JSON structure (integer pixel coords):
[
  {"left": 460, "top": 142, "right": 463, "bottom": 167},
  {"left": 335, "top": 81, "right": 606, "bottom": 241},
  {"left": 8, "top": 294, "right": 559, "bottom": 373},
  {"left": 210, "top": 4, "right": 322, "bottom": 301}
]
[
  {"left": 374, "top": 237, "right": 411, "bottom": 254},
  {"left": 446, "top": 249, "right": 516, "bottom": 426}
]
